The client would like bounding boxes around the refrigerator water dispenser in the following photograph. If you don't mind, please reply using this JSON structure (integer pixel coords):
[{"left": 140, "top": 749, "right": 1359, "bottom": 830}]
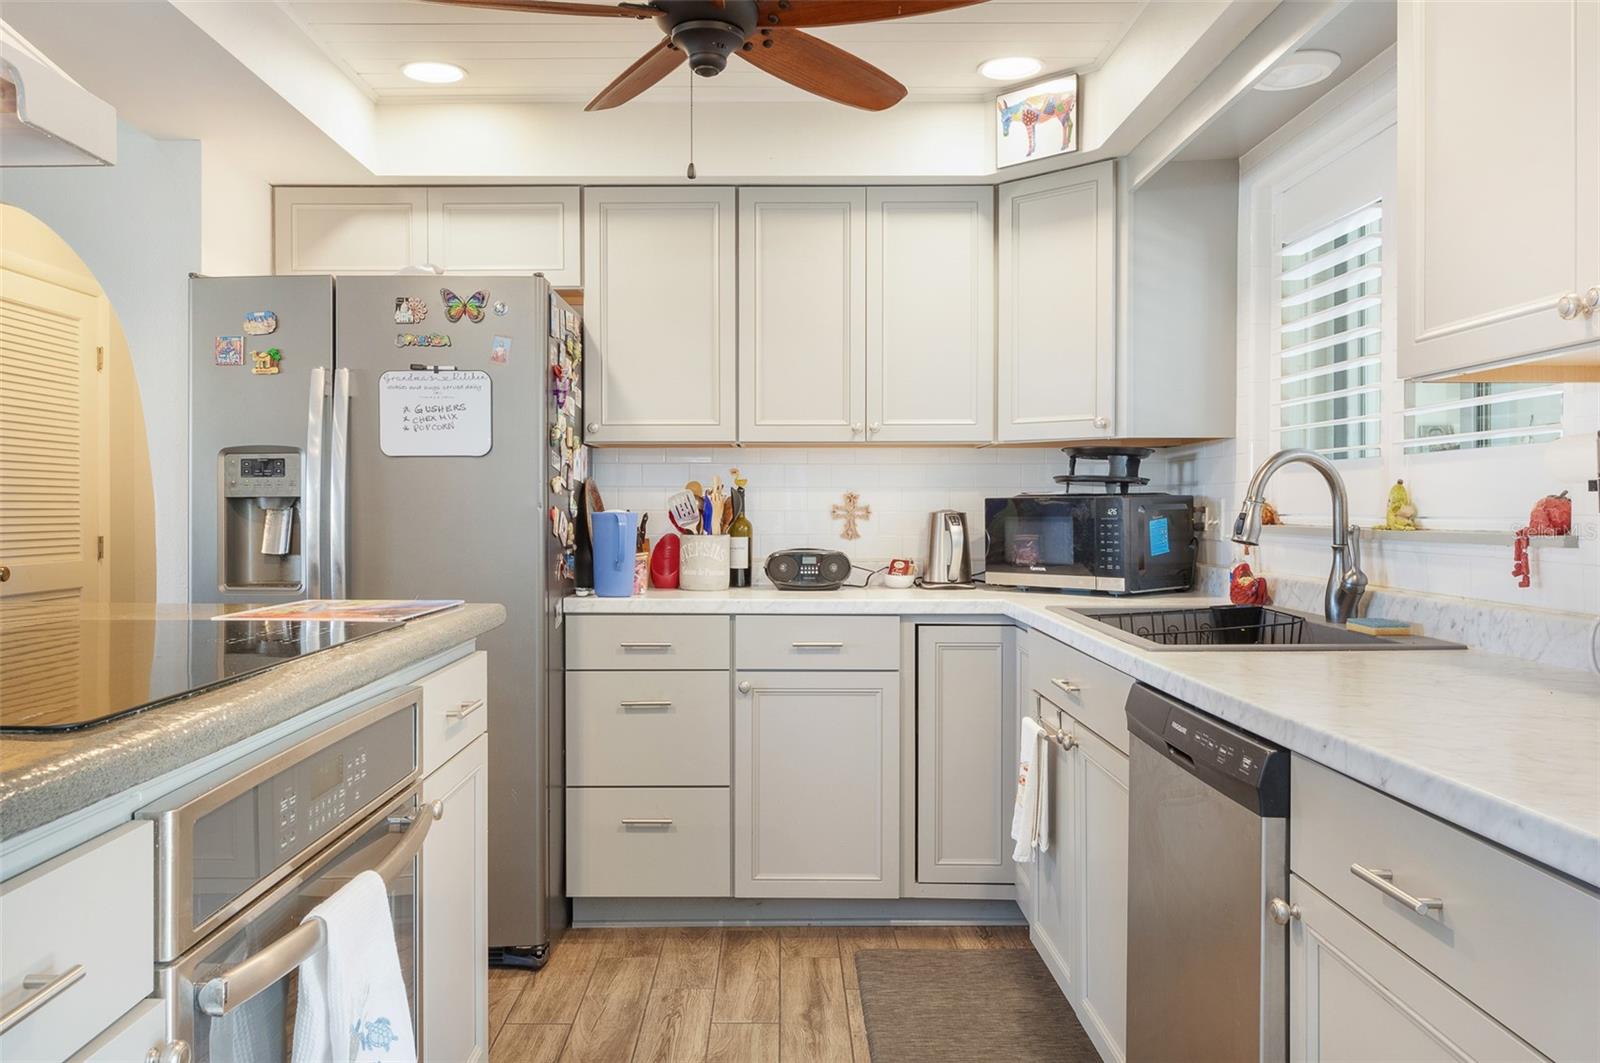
[{"left": 219, "top": 448, "right": 304, "bottom": 592}]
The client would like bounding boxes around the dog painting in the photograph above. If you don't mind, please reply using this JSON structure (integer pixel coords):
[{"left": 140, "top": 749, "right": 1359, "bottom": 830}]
[{"left": 996, "top": 74, "right": 1079, "bottom": 167}]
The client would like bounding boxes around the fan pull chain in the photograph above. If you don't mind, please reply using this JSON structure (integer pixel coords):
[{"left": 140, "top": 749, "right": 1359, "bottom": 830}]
[{"left": 686, "top": 63, "right": 697, "bottom": 180}]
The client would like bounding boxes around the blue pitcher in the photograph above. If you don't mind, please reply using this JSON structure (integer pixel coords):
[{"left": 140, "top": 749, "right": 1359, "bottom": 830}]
[{"left": 592, "top": 511, "right": 639, "bottom": 598}]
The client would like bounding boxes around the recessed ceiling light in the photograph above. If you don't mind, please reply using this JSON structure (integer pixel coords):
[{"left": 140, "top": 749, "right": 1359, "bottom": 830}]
[
  {"left": 1254, "top": 49, "right": 1341, "bottom": 92},
  {"left": 402, "top": 61, "right": 466, "bottom": 85},
  {"left": 979, "top": 56, "right": 1044, "bottom": 82}
]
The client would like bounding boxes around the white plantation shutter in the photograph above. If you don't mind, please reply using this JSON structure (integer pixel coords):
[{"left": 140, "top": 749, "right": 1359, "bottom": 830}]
[
  {"left": 1274, "top": 202, "right": 1384, "bottom": 460},
  {"left": 1401, "top": 381, "right": 1563, "bottom": 452}
]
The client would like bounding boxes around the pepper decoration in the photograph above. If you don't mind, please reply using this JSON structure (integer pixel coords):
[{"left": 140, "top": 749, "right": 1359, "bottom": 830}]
[
  {"left": 1511, "top": 490, "right": 1573, "bottom": 588},
  {"left": 1229, "top": 561, "right": 1270, "bottom": 606}
]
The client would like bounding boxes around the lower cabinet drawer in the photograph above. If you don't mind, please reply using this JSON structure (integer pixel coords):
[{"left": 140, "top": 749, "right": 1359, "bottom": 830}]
[
  {"left": 0, "top": 822, "right": 154, "bottom": 1063},
  {"left": 735, "top": 615, "right": 899, "bottom": 671},
  {"left": 1027, "top": 630, "right": 1133, "bottom": 754},
  {"left": 1292, "top": 755, "right": 1599, "bottom": 1062},
  {"left": 418, "top": 650, "right": 488, "bottom": 777},
  {"left": 568, "top": 671, "right": 730, "bottom": 786},
  {"left": 567, "top": 788, "right": 731, "bottom": 898}
]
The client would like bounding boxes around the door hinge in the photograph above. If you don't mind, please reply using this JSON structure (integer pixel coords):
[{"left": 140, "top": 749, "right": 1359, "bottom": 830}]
[
  {"left": 96, "top": 346, "right": 104, "bottom": 372},
  {"left": 97, "top": 535, "right": 104, "bottom": 561}
]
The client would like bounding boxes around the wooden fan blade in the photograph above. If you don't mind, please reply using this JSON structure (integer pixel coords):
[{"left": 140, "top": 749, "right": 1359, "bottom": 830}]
[
  {"left": 740, "top": 28, "right": 905, "bottom": 110},
  {"left": 754, "top": 0, "right": 987, "bottom": 28},
  {"left": 422, "top": 0, "right": 655, "bottom": 18},
  {"left": 586, "top": 39, "right": 686, "bottom": 111}
]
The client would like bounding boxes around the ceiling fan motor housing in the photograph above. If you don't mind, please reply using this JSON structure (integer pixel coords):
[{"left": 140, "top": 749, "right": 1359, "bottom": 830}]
[{"left": 663, "top": 1, "right": 758, "bottom": 77}]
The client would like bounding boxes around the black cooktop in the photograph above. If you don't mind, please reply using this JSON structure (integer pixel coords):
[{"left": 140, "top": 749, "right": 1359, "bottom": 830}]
[{"left": 0, "top": 617, "right": 400, "bottom": 734}]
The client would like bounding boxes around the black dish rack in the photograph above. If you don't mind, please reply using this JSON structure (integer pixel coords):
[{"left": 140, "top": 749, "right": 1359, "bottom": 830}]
[{"left": 1083, "top": 605, "right": 1308, "bottom": 647}]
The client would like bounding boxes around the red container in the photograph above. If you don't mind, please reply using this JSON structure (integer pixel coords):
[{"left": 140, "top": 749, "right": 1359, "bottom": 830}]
[{"left": 650, "top": 533, "right": 681, "bottom": 589}]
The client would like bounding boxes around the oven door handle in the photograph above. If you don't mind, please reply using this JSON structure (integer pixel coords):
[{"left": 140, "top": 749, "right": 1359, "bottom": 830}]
[{"left": 195, "top": 799, "right": 442, "bottom": 1018}]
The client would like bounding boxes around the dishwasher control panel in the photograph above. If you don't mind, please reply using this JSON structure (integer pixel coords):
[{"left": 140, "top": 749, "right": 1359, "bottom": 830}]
[
  {"left": 1164, "top": 714, "right": 1271, "bottom": 786},
  {"left": 1125, "top": 682, "right": 1287, "bottom": 816}
]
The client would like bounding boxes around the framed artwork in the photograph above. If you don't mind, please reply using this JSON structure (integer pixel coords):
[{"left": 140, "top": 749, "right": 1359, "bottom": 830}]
[{"left": 996, "top": 73, "right": 1079, "bottom": 168}]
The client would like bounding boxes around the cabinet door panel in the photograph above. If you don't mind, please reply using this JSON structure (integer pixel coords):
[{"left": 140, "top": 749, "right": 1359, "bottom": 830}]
[
  {"left": 997, "top": 163, "right": 1115, "bottom": 441},
  {"left": 867, "top": 188, "right": 995, "bottom": 443},
  {"left": 739, "top": 188, "right": 866, "bottom": 443},
  {"left": 422, "top": 735, "right": 489, "bottom": 1063},
  {"left": 426, "top": 187, "right": 580, "bottom": 285},
  {"left": 274, "top": 187, "right": 428, "bottom": 275},
  {"left": 1031, "top": 736, "right": 1078, "bottom": 1000},
  {"left": 1288, "top": 876, "right": 1542, "bottom": 1062},
  {"left": 916, "top": 626, "right": 1015, "bottom": 885},
  {"left": 584, "top": 187, "right": 737, "bottom": 443},
  {"left": 1074, "top": 725, "right": 1128, "bottom": 1063},
  {"left": 735, "top": 670, "right": 899, "bottom": 898},
  {"left": 1398, "top": 0, "right": 1595, "bottom": 375}
]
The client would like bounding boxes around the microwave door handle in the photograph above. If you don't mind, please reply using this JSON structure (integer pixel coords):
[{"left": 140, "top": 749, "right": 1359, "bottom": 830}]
[
  {"left": 195, "top": 800, "right": 442, "bottom": 1018},
  {"left": 329, "top": 367, "right": 350, "bottom": 599},
  {"left": 303, "top": 367, "right": 327, "bottom": 599}
]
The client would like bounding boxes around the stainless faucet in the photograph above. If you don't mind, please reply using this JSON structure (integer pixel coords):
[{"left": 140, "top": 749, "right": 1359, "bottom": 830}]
[{"left": 1232, "top": 448, "right": 1368, "bottom": 624}]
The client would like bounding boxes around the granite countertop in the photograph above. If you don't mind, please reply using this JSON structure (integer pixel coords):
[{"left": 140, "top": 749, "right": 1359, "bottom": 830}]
[
  {"left": 567, "top": 587, "right": 1600, "bottom": 889},
  {"left": 0, "top": 603, "right": 506, "bottom": 842}
]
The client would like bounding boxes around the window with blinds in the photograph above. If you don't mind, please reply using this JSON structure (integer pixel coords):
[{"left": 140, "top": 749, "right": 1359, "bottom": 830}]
[
  {"left": 1275, "top": 202, "right": 1384, "bottom": 460},
  {"left": 1401, "top": 381, "right": 1563, "bottom": 452}
]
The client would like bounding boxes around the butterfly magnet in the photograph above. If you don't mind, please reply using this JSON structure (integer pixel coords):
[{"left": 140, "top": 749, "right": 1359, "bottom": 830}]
[{"left": 441, "top": 288, "right": 489, "bottom": 324}]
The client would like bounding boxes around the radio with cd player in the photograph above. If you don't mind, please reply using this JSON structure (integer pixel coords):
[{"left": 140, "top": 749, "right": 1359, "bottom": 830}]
[{"left": 765, "top": 548, "right": 852, "bottom": 591}]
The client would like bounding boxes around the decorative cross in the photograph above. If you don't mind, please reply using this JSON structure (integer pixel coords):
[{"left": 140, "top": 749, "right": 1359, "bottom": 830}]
[{"left": 831, "top": 491, "right": 871, "bottom": 541}]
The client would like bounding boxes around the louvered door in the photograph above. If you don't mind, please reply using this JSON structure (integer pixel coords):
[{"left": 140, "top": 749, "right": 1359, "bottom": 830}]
[{"left": 0, "top": 265, "right": 107, "bottom": 604}]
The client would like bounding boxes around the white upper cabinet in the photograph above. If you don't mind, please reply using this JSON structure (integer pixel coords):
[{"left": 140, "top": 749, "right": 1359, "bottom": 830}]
[
  {"left": 867, "top": 187, "right": 995, "bottom": 443},
  {"left": 1398, "top": 0, "right": 1600, "bottom": 378},
  {"left": 583, "top": 186, "right": 738, "bottom": 444},
  {"left": 274, "top": 187, "right": 428, "bottom": 275},
  {"left": 738, "top": 187, "right": 867, "bottom": 443},
  {"left": 998, "top": 162, "right": 1117, "bottom": 442},
  {"left": 425, "top": 186, "right": 581, "bottom": 285},
  {"left": 273, "top": 186, "right": 580, "bottom": 283}
]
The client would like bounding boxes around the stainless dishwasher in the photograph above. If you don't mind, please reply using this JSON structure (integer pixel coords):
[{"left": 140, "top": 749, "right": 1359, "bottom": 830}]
[{"left": 1125, "top": 683, "right": 1290, "bottom": 1062}]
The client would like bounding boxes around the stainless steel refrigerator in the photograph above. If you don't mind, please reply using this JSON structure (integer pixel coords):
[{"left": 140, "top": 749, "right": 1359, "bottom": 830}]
[{"left": 190, "top": 273, "right": 583, "bottom": 966}]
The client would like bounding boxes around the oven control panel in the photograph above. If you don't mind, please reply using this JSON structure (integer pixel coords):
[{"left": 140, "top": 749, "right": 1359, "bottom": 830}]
[{"left": 270, "top": 724, "right": 397, "bottom": 861}]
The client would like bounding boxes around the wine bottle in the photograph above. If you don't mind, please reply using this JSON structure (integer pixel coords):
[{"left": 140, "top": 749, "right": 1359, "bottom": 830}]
[{"left": 729, "top": 473, "right": 753, "bottom": 588}]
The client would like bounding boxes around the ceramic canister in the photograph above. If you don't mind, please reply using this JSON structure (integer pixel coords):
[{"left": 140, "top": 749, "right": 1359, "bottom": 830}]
[{"left": 592, "top": 511, "right": 640, "bottom": 598}]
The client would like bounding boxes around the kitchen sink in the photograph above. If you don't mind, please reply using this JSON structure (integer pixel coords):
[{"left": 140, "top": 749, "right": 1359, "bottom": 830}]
[{"left": 1052, "top": 604, "right": 1466, "bottom": 651}]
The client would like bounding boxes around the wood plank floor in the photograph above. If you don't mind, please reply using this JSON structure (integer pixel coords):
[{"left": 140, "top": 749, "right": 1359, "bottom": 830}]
[{"left": 489, "top": 924, "right": 1034, "bottom": 1062}]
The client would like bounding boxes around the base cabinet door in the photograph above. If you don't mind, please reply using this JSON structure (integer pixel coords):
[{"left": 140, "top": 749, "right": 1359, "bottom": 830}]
[
  {"left": 734, "top": 670, "right": 899, "bottom": 898},
  {"left": 1073, "top": 724, "right": 1129, "bottom": 1063},
  {"left": 422, "top": 735, "right": 489, "bottom": 1063},
  {"left": 1030, "top": 732, "right": 1079, "bottom": 1000},
  {"left": 1288, "top": 875, "right": 1543, "bottom": 1062},
  {"left": 915, "top": 626, "right": 1016, "bottom": 885}
]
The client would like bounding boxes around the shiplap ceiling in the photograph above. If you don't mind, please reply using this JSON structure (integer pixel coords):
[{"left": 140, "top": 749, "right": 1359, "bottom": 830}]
[{"left": 282, "top": 0, "right": 1145, "bottom": 103}]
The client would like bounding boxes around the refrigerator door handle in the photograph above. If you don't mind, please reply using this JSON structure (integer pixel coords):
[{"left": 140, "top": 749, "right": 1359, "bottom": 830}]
[
  {"left": 331, "top": 367, "right": 351, "bottom": 599},
  {"left": 304, "top": 366, "right": 328, "bottom": 599}
]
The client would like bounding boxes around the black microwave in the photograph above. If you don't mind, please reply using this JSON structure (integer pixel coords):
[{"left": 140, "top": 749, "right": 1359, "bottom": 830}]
[{"left": 983, "top": 493, "right": 1196, "bottom": 595}]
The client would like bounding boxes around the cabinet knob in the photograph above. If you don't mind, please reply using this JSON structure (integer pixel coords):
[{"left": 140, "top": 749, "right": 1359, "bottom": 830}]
[
  {"left": 737, "top": 681, "right": 752, "bottom": 694},
  {"left": 0, "top": 565, "right": 9, "bottom": 582},
  {"left": 1557, "top": 293, "right": 1584, "bottom": 320},
  {"left": 1582, "top": 286, "right": 1600, "bottom": 316},
  {"left": 1093, "top": 416, "right": 1109, "bottom": 430},
  {"left": 586, "top": 422, "right": 599, "bottom": 434},
  {"left": 1267, "top": 898, "right": 1301, "bottom": 926},
  {"left": 869, "top": 422, "right": 881, "bottom": 434},
  {"left": 146, "top": 1042, "right": 192, "bottom": 1063},
  {"left": 851, "top": 423, "right": 863, "bottom": 434}
]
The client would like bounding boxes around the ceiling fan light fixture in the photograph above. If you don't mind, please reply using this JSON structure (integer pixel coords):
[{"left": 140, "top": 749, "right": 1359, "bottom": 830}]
[
  {"left": 979, "top": 56, "right": 1042, "bottom": 82},
  {"left": 1254, "top": 49, "right": 1341, "bottom": 92},
  {"left": 402, "top": 60, "right": 467, "bottom": 84}
]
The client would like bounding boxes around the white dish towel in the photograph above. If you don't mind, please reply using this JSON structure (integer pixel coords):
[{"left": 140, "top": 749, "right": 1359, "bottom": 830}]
[
  {"left": 1010, "top": 716, "right": 1051, "bottom": 863},
  {"left": 292, "top": 869, "right": 417, "bottom": 1063}
]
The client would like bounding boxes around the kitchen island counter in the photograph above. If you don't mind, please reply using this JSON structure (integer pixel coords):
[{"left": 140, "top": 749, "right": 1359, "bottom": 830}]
[
  {"left": 566, "top": 587, "right": 1600, "bottom": 889},
  {"left": 0, "top": 603, "right": 505, "bottom": 848}
]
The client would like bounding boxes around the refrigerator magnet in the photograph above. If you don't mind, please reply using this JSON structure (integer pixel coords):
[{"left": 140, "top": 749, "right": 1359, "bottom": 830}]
[
  {"left": 493, "top": 300, "right": 508, "bottom": 317},
  {"left": 441, "top": 288, "right": 488, "bottom": 324},
  {"left": 490, "top": 335, "right": 511, "bottom": 364},
  {"left": 396, "top": 333, "right": 452, "bottom": 348},
  {"left": 242, "top": 311, "right": 278, "bottom": 336},
  {"left": 214, "top": 336, "right": 244, "bottom": 366},
  {"left": 394, "top": 297, "right": 428, "bottom": 324},
  {"left": 251, "top": 347, "right": 282, "bottom": 375}
]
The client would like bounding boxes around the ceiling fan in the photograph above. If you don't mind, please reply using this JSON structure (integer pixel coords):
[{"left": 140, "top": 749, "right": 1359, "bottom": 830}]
[{"left": 422, "top": 0, "right": 991, "bottom": 111}]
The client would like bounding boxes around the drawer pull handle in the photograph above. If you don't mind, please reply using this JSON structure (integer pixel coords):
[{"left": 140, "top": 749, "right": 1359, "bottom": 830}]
[
  {"left": 792, "top": 641, "right": 845, "bottom": 650},
  {"left": 0, "top": 964, "right": 87, "bottom": 1035},
  {"left": 1350, "top": 864, "right": 1444, "bottom": 915},
  {"left": 620, "top": 642, "right": 672, "bottom": 651},
  {"left": 445, "top": 698, "right": 485, "bottom": 721},
  {"left": 1051, "top": 678, "right": 1081, "bottom": 696},
  {"left": 621, "top": 818, "right": 673, "bottom": 827},
  {"left": 620, "top": 700, "right": 673, "bottom": 710}
]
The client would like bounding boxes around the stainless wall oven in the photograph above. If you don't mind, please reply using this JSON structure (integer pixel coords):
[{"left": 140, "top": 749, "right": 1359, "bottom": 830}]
[
  {"left": 140, "top": 690, "right": 432, "bottom": 1062},
  {"left": 983, "top": 493, "right": 1196, "bottom": 594}
]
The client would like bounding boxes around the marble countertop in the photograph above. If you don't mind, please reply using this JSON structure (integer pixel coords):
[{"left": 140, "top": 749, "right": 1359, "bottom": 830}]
[
  {"left": 0, "top": 603, "right": 506, "bottom": 842},
  {"left": 567, "top": 587, "right": 1600, "bottom": 888}
]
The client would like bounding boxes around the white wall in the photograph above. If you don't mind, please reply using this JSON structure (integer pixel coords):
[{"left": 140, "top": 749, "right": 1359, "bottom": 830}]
[
  {"left": 0, "top": 120, "right": 202, "bottom": 601},
  {"left": 201, "top": 145, "right": 273, "bottom": 275},
  {"left": 590, "top": 445, "right": 1161, "bottom": 578}
]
